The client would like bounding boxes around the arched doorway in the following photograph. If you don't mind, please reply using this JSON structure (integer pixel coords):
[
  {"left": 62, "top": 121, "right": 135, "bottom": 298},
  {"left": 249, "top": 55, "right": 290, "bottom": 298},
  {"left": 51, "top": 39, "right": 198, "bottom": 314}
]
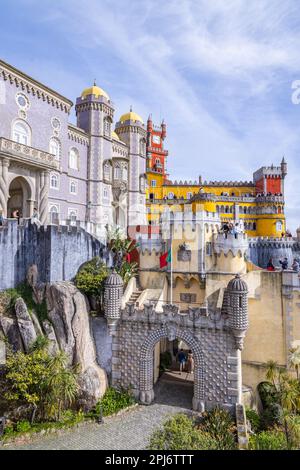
[
  {"left": 139, "top": 326, "right": 205, "bottom": 411},
  {"left": 7, "top": 177, "right": 32, "bottom": 218}
]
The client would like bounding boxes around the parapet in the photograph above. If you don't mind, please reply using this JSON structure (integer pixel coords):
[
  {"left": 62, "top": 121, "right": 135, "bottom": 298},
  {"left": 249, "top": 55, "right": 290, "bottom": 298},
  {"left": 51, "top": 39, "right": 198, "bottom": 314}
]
[{"left": 213, "top": 233, "right": 249, "bottom": 257}]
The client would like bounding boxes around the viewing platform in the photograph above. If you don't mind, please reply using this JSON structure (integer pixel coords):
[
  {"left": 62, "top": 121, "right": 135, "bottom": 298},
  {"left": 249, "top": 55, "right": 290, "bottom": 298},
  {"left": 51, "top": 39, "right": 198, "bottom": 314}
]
[{"left": 0, "top": 137, "right": 59, "bottom": 170}]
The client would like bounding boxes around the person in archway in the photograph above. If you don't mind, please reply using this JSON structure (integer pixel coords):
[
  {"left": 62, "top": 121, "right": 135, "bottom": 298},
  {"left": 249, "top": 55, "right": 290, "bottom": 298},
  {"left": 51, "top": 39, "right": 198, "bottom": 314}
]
[
  {"left": 12, "top": 209, "right": 21, "bottom": 225},
  {"left": 187, "top": 350, "right": 194, "bottom": 374},
  {"left": 178, "top": 349, "right": 186, "bottom": 374}
]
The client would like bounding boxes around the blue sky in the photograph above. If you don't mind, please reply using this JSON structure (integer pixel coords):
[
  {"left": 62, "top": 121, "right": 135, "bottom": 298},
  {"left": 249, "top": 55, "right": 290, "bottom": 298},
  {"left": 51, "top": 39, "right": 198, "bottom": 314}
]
[{"left": 1, "top": 0, "right": 300, "bottom": 231}]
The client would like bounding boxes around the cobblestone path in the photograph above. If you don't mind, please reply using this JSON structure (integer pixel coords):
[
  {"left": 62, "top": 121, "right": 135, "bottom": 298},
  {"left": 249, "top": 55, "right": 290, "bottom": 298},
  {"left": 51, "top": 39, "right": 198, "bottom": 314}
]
[{"left": 3, "top": 378, "right": 194, "bottom": 450}]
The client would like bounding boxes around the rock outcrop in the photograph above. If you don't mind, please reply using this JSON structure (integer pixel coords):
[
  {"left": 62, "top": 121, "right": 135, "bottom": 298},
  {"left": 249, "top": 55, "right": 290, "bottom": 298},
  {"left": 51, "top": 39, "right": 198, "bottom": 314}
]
[
  {"left": 15, "top": 298, "right": 37, "bottom": 352},
  {"left": 0, "top": 276, "right": 108, "bottom": 411}
]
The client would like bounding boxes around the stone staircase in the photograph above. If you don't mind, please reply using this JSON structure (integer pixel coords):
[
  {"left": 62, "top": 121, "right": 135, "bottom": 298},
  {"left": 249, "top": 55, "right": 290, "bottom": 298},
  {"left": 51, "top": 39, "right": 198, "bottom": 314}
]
[{"left": 128, "top": 290, "right": 143, "bottom": 305}]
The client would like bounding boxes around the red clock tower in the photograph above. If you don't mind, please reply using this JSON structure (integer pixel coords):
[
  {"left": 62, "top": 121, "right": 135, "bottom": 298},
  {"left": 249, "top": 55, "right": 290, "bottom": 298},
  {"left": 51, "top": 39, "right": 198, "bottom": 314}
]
[{"left": 146, "top": 115, "right": 169, "bottom": 182}]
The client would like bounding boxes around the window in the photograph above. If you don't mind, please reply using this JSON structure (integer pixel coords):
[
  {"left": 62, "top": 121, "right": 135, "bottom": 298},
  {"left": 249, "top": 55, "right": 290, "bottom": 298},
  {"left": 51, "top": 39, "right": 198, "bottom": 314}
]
[
  {"left": 151, "top": 180, "right": 157, "bottom": 188},
  {"left": 187, "top": 192, "right": 193, "bottom": 200},
  {"left": 49, "top": 138, "right": 61, "bottom": 160},
  {"left": 104, "top": 162, "right": 111, "bottom": 181},
  {"left": 69, "top": 148, "right": 79, "bottom": 170},
  {"left": 70, "top": 181, "right": 77, "bottom": 194},
  {"left": 104, "top": 118, "right": 111, "bottom": 137},
  {"left": 16, "top": 93, "right": 29, "bottom": 110},
  {"left": 122, "top": 165, "right": 128, "bottom": 181},
  {"left": 140, "top": 139, "right": 146, "bottom": 155},
  {"left": 50, "top": 173, "right": 59, "bottom": 189},
  {"left": 49, "top": 205, "right": 59, "bottom": 224},
  {"left": 103, "top": 186, "right": 109, "bottom": 200},
  {"left": 276, "top": 221, "right": 282, "bottom": 232},
  {"left": 114, "top": 165, "right": 121, "bottom": 180},
  {"left": 12, "top": 120, "right": 31, "bottom": 145},
  {"left": 68, "top": 209, "right": 77, "bottom": 225},
  {"left": 168, "top": 192, "right": 174, "bottom": 199}
]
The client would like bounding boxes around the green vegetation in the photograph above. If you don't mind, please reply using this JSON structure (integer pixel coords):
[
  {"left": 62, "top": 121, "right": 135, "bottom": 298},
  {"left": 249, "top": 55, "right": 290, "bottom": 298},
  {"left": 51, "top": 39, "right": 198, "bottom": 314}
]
[
  {"left": 0, "top": 283, "right": 48, "bottom": 321},
  {"left": 1, "top": 338, "right": 79, "bottom": 422},
  {"left": 249, "top": 429, "right": 289, "bottom": 450},
  {"left": 89, "top": 387, "right": 136, "bottom": 418},
  {"left": 159, "top": 351, "right": 172, "bottom": 373},
  {"left": 2, "top": 411, "right": 85, "bottom": 441},
  {"left": 75, "top": 257, "right": 108, "bottom": 299},
  {"left": 149, "top": 409, "right": 237, "bottom": 451}
]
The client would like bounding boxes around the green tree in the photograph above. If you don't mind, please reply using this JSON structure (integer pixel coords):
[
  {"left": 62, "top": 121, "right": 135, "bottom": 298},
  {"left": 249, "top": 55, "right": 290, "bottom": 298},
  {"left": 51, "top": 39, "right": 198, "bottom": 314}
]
[{"left": 75, "top": 257, "right": 108, "bottom": 302}]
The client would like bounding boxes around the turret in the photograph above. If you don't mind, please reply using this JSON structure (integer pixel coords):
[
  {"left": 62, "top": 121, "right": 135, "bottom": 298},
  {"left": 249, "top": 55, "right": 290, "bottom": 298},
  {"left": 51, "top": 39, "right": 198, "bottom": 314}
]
[
  {"left": 147, "top": 114, "right": 153, "bottom": 133},
  {"left": 227, "top": 274, "right": 249, "bottom": 350},
  {"left": 281, "top": 157, "right": 287, "bottom": 178},
  {"left": 104, "top": 270, "right": 124, "bottom": 332},
  {"left": 115, "top": 109, "right": 147, "bottom": 228},
  {"left": 161, "top": 120, "right": 166, "bottom": 140}
]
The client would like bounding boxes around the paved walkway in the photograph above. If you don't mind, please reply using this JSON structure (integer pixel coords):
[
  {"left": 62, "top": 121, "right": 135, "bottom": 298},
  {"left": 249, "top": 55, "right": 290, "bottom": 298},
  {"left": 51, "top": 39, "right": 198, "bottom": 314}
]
[{"left": 2, "top": 378, "right": 194, "bottom": 450}]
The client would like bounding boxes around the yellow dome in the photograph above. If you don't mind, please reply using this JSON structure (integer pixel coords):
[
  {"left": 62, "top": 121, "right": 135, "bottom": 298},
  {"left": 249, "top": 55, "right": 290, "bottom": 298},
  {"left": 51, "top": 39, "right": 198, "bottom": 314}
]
[
  {"left": 81, "top": 85, "right": 109, "bottom": 100},
  {"left": 112, "top": 131, "right": 120, "bottom": 141},
  {"left": 119, "top": 111, "right": 144, "bottom": 124}
]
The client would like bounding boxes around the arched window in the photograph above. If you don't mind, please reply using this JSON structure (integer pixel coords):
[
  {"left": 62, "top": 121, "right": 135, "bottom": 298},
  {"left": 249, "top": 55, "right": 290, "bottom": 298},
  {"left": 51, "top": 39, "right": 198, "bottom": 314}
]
[
  {"left": 103, "top": 162, "right": 111, "bottom": 181},
  {"left": 253, "top": 222, "right": 257, "bottom": 231},
  {"left": 187, "top": 192, "right": 193, "bottom": 200},
  {"left": 122, "top": 165, "right": 128, "bottom": 181},
  {"left": 114, "top": 165, "right": 121, "bottom": 180},
  {"left": 103, "top": 186, "right": 109, "bottom": 200},
  {"left": 12, "top": 120, "right": 31, "bottom": 145},
  {"left": 70, "top": 180, "right": 77, "bottom": 194},
  {"left": 103, "top": 117, "right": 112, "bottom": 137},
  {"left": 68, "top": 209, "right": 77, "bottom": 225},
  {"left": 49, "top": 205, "right": 59, "bottom": 224},
  {"left": 216, "top": 205, "right": 220, "bottom": 213},
  {"left": 168, "top": 192, "right": 174, "bottom": 199},
  {"left": 276, "top": 221, "right": 282, "bottom": 232},
  {"left": 49, "top": 138, "right": 61, "bottom": 160},
  {"left": 69, "top": 148, "right": 79, "bottom": 170},
  {"left": 140, "top": 139, "right": 146, "bottom": 156},
  {"left": 50, "top": 173, "right": 59, "bottom": 189}
]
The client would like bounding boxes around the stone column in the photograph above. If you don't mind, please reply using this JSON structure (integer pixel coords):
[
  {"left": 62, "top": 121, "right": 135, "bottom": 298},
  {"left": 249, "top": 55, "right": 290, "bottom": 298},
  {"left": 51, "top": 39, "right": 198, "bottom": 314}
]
[
  {"left": 39, "top": 170, "right": 50, "bottom": 225},
  {"left": 0, "top": 158, "right": 10, "bottom": 216}
]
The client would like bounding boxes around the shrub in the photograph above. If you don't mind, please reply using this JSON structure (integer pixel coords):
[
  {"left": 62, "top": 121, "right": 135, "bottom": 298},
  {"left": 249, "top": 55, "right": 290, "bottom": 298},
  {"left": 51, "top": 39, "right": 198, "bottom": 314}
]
[
  {"left": 246, "top": 409, "right": 261, "bottom": 433},
  {"left": 260, "top": 403, "right": 283, "bottom": 430},
  {"left": 257, "top": 381, "right": 278, "bottom": 409},
  {"left": 75, "top": 257, "right": 108, "bottom": 298},
  {"left": 1, "top": 340, "right": 79, "bottom": 422},
  {"left": 249, "top": 429, "right": 288, "bottom": 450},
  {"left": 91, "top": 387, "right": 135, "bottom": 418},
  {"left": 149, "top": 414, "right": 219, "bottom": 450},
  {"left": 15, "top": 420, "right": 31, "bottom": 433},
  {"left": 200, "top": 407, "right": 237, "bottom": 450}
]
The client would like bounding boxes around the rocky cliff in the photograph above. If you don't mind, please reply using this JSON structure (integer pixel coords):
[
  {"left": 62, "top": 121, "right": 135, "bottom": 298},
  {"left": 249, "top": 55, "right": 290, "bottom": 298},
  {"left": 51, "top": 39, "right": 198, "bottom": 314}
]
[{"left": 0, "top": 269, "right": 107, "bottom": 411}]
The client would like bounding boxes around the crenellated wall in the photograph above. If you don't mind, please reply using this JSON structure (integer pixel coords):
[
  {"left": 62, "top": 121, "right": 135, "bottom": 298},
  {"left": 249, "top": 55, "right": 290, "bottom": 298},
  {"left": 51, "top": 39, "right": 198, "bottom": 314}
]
[{"left": 0, "top": 220, "right": 103, "bottom": 290}]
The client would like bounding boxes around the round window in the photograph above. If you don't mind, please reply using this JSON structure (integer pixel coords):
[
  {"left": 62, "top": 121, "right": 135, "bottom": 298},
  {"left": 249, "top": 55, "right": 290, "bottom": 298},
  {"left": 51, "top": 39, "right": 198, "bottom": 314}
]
[
  {"left": 51, "top": 117, "right": 61, "bottom": 130},
  {"left": 16, "top": 93, "right": 29, "bottom": 109}
]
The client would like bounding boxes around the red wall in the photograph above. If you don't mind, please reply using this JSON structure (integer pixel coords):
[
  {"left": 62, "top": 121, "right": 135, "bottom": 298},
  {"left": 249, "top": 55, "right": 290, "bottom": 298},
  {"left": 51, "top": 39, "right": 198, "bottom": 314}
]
[{"left": 266, "top": 177, "right": 281, "bottom": 194}]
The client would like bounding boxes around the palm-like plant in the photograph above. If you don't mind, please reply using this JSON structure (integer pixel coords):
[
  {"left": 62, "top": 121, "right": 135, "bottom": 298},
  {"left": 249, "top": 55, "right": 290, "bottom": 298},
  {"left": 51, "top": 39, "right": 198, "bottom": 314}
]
[
  {"left": 43, "top": 352, "right": 79, "bottom": 421},
  {"left": 289, "top": 346, "right": 300, "bottom": 379}
]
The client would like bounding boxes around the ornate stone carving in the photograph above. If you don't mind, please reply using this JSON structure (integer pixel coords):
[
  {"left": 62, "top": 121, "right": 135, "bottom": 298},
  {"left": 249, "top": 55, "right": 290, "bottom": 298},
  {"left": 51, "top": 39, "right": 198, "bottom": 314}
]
[{"left": 177, "top": 242, "right": 192, "bottom": 261}]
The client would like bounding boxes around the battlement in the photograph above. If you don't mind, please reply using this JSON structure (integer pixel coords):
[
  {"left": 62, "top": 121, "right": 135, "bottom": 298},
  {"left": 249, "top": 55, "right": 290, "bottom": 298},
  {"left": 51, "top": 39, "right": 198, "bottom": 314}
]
[
  {"left": 121, "top": 302, "right": 230, "bottom": 330},
  {"left": 213, "top": 233, "right": 248, "bottom": 257}
]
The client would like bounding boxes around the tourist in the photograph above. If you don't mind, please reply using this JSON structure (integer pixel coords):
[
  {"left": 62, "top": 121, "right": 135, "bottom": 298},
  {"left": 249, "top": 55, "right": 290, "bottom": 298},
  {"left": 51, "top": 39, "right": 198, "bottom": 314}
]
[
  {"left": 267, "top": 258, "right": 275, "bottom": 271},
  {"left": 12, "top": 209, "right": 21, "bottom": 225},
  {"left": 187, "top": 350, "right": 194, "bottom": 374},
  {"left": 31, "top": 207, "right": 41, "bottom": 227},
  {"left": 222, "top": 223, "right": 229, "bottom": 239},
  {"left": 178, "top": 349, "right": 186, "bottom": 374},
  {"left": 292, "top": 259, "right": 300, "bottom": 273},
  {"left": 279, "top": 257, "right": 288, "bottom": 270},
  {"left": 0, "top": 211, "right": 3, "bottom": 227}
]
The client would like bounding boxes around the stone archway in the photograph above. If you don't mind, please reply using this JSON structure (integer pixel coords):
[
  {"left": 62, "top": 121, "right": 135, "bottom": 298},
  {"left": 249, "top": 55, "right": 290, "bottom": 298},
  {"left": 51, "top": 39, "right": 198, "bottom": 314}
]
[
  {"left": 139, "top": 325, "right": 205, "bottom": 411},
  {"left": 7, "top": 176, "right": 32, "bottom": 218}
]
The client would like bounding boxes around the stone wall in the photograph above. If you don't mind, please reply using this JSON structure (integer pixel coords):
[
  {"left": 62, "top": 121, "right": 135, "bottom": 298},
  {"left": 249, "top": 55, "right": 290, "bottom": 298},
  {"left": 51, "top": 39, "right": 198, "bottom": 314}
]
[{"left": 0, "top": 220, "right": 103, "bottom": 290}]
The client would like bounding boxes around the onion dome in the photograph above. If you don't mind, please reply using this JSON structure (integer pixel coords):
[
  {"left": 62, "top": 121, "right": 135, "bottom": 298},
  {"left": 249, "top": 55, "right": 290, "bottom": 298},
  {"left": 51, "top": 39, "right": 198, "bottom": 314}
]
[
  {"left": 119, "top": 110, "right": 144, "bottom": 124},
  {"left": 105, "top": 270, "right": 123, "bottom": 287},
  {"left": 227, "top": 274, "right": 248, "bottom": 293},
  {"left": 81, "top": 85, "right": 109, "bottom": 100}
]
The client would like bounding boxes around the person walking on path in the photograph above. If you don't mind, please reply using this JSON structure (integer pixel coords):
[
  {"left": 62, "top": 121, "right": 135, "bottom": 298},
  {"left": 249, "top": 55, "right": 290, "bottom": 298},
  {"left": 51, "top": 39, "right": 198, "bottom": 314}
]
[
  {"left": 187, "top": 350, "right": 194, "bottom": 374},
  {"left": 178, "top": 349, "right": 186, "bottom": 375}
]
